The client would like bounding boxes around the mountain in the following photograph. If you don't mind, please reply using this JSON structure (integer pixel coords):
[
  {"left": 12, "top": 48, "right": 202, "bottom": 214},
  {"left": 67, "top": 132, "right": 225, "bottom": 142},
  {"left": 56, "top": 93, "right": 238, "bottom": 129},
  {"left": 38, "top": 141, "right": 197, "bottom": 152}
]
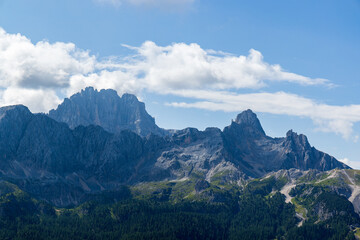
[
  {"left": 260, "top": 168, "right": 360, "bottom": 226},
  {"left": 1, "top": 88, "right": 360, "bottom": 239},
  {"left": 49, "top": 88, "right": 348, "bottom": 178},
  {"left": 132, "top": 168, "right": 360, "bottom": 229},
  {"left": 0, "top": 90, "right": 350, "bottom": 207},
  {"left": 221, "top": 110, "right": 348, "bottom": 177},
  {"left": 48, "top": 87, "right": 166, "bottom": 137}
]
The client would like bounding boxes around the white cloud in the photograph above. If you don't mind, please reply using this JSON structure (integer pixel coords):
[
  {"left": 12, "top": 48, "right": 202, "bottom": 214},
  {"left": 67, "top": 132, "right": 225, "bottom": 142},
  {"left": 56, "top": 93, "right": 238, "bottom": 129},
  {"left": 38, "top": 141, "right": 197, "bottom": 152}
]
[
  {"left": 165, "top": 90, "right": 360, "bottom": 139},
  {"left": 0, "top": 28, "right": 96, "bottom": 112},
  {"left": 0, "top": 28, "right": 96, "bottom": 90},
  {"left": 0, "top": 87, "right": 62, "bottom": 112},
  {"left": 68, "top": 70, "right": 141, "bottom": 97},
  {"left": 120, "top": 41, "right": 331, "bottom": 92},
  {"left": 339, "top": 158, "right": 360, "bottom": 170},
  {"left": 339, "top": 158, "right": 350, "bottom": 165},
  {"left": 0, "top": 28, "right": 359, "bottom": 139}
]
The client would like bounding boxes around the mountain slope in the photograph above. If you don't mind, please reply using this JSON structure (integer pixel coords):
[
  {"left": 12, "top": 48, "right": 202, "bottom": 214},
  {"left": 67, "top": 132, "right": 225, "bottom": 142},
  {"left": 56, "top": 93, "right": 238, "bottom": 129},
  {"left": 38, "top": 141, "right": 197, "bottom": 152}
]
[
  {"left": 2, "top": 180, "right": 357, "bottom": 240},
  {"left": 0, "top": 88, "right": 358, "bottom": 239},
  {"left": 261, "top": 168, "right": 360, "bottom": 225},
  {"left": 221, "top": 110, "right": 349, "bottom": 177}
]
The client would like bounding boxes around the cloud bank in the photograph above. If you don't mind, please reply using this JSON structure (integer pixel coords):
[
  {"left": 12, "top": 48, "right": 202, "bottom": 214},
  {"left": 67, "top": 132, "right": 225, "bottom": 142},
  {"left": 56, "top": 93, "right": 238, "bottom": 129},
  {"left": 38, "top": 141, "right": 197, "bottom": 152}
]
[{"left": 0, "top": 28, "right": 359, "bottom": 139}]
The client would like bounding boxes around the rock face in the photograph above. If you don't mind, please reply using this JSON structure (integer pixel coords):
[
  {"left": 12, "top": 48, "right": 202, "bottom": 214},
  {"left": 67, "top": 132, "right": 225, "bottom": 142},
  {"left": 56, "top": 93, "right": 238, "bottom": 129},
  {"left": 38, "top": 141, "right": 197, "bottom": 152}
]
[
  {"left": 0, "top": 89, "right": 350, "bottom": 206},
  {"left": 48, "top": 87, "right": 166, "bottom": 137},
  {"left": 280, "top": 130, "right": 345, "bottom": 171},
  {"left": 0, "top": 105, "right": 33, "bottom": 161},
  {"left": 221, "top": 110, "right": 348, "bottom": 177}
]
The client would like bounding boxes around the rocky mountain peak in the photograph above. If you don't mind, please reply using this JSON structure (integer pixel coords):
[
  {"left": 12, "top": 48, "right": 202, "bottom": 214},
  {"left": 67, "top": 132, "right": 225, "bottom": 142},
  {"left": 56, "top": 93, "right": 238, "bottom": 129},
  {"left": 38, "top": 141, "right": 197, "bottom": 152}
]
[
  {"left": 121, "top": 93, "right": 140, "bottom": 102},
  {"left": 81, "top": 86, "right": 95, "bottom": 95},
  {"left": 0, "top": 105, "right": 33, "bottom": 157},
  {"left": 79, "top": 87, "right": 119, "bottom": 101},
  {"left": 232, "top": 109, "right": 265, "bottom": 137},
  {"left": 235, "top": 109, "right": 257, "bottom": 123},
  {"left": 0, "top": 105, "right": 33, "bottom": 129},
  {"left": 0, "top": 105, "right": 31, "bottom": 120},
  {"left": 48, "top": 87, "right": 166, "bottom": 137},
  {"left": 285, "top": 129, "right": 311, "bottom": 150}
]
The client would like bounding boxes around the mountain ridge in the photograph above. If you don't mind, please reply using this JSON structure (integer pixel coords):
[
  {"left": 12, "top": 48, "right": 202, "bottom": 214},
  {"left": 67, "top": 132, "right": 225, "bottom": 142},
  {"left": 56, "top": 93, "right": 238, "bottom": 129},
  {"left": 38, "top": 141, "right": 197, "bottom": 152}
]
[
  {"left": 48, "top": 87, "right": 167, "bottom": 137},
  {"left": 0, "top": 87, "right": 350, "bottom": 207}
]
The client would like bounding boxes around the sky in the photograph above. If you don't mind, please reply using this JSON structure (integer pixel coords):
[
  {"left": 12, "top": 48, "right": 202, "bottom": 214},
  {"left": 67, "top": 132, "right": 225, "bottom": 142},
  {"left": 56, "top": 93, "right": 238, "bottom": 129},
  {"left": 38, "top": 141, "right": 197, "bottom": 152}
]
[{"left": 0, "top": 0, "right": 360, "bottom": 168}]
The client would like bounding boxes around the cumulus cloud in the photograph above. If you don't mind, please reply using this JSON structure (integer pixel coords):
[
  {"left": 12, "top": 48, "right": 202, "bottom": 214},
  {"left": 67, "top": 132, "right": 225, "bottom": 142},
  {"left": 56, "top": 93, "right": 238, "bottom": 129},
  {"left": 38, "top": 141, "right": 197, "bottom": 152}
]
[
  {"left": 120, "top": 41, "right": 331, "bottom": 92},
  {"left": 0, "top": 28, "right": 97, "bottom": 111},
  {"left": 0, "top": 28, "right": 96, "bottom": 90},
  {"left": 0, "top": 27, "right": 359, "bottom": 139},
  {"left": 0, "top": 87, "right": 62, "bottom": 112}
]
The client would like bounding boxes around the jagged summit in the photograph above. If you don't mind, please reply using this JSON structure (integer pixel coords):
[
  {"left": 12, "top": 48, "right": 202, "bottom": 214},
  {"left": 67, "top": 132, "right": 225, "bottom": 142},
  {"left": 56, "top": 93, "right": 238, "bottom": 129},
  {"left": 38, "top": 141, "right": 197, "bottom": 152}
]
[
  {"left": 122, "top": 92, "right": 140, "bottom": 102},
  {"left": 285, "top": 129, "right": 311, "bottom": 149},
  {"left": 0, "top": 88, "right": 351, "bottom": 206},
  {"left": 235, "top": 109, "right": 265, "bottom": 135},
  {"left": 0, "top": 104, "right": 31, "bottom": 118},
  {"left": 235, "top": 109, "right": 257, "bottom": 124},
  {"left": 227, "top": 109, "right": 266, "bottom": 139},
  {"left": 222, "top": 111, "right": 349, "bottom": 177},
  {"left": 0, "top": 105, "right": 33, "bottom": 133},
  {"left": 48, "top": 87, "right": 166, "bottom": 137}
]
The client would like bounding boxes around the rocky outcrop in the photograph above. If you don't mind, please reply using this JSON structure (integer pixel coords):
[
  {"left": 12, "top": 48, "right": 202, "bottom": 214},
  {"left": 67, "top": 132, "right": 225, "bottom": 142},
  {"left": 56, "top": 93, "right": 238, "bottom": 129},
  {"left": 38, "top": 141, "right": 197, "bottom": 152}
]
[
  {"left": 280, "top": 130, "right": 348, "bottom": 171},
  {"left": 234, "top": 109, "right": 266, "bottom": 138},
  {"left": 48, "top": 87, "right": 166, "bottom": 137},
  {"left": 221, "top": 110, "right": 349, "bottom": 177},
  {"left": 0, "top": 105, "right": 33, "bottom": 161}
]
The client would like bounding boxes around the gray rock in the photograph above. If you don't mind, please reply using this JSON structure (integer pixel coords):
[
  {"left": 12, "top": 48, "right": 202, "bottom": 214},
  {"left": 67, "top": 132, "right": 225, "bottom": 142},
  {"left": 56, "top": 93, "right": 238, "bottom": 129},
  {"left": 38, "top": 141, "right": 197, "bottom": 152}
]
[{"left": 48, "top": 87, "right": 166, "bottom": 137}]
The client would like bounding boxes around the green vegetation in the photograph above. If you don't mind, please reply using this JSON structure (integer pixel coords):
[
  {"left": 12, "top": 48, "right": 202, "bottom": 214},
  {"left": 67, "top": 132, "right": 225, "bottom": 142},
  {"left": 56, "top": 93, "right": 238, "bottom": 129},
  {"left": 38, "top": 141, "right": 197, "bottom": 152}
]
[
  {"left": 245, "top": 176, "right": 287, "bottom": 196},
  {"left": 229, "top": 192, "right": 297, "bottom": 240},
  {"left": 346, "top": 169, "right": 360, "bottom": 185},
  {"left": 291, "top": 198, "right": 307, "bottom": 218},
  {"left": 131, "top": 174, "right": 240, "bottom": 204},
  {"left": 354, "top": 228, "right": 360, "bottom": 239},
  {"left": 297, "top": 170, "right": 328, "bottom": 184},
  {"left": 314, "top": 177, "right": 342, "bottom": 187},
  {"left": 0, "top": 178, "right": 358, "bottom": 240}
]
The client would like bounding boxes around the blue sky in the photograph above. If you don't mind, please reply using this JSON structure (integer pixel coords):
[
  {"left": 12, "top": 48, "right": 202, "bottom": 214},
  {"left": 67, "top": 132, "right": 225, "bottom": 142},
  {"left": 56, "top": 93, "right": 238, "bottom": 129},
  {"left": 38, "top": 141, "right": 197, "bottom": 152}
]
[{"left": 0, "top": 0, "right": 360, "bottom": 168}]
